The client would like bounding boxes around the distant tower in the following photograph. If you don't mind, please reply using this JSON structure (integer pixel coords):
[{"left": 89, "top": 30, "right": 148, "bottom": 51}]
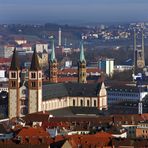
[
  {"left": 133, "top": 30, "right": 137, "bottom": 75},
  {"left": 78, "top": 41, "right": 87, "bottom": 83},
  {"left": 28, "top": 49, "right": 42, "bottom": 114},
  {"left": 138, "top": 83, "right": 143, "bottom": 114},
  {"left": 58, "top": 28, "right": 62, "bottom": 46},
  {"left": 49, "top": 39, "right": 58, "bottom": 83},
  {"left": 8, "top": 49, "right": 21, "bottom": 118},
  {"left": 137, "top": 29, "right": 145, "bottom": 69}
]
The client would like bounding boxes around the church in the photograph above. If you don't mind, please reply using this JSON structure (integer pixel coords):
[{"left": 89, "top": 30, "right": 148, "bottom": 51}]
[{"left": 8, "top": 41, "right": 107, "bottom": 118}]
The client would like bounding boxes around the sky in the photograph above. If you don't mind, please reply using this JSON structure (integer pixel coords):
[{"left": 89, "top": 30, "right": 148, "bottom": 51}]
[{"left": 0, "top": 0, "right": 148, "bottom": 24}]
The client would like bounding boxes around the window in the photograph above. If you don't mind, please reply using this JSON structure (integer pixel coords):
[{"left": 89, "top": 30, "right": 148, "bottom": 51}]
[
  {"left": 11, "top": 81, "right": 16, "bottom": 87},
  {"left": 87, "top": 100, "right": 90, "bottom": 106},
  {"left": 31, "top": 82, "right": 36, "bottom": 87},
  {"left": 80, "top": 100, "right": 83, "bottom": 106},
  {"left": 11, "top": 72, "right": 16, "bottom": 78},
  {"left": 31, "top": 72, "right": 36, "bottom": 78},
  {"left": 39, "top": 82, "right": 41, "bottom": 87},
  {"left": 21, "top": 100, "right": 25, "bottom": 105},
  {"left": 73, "top": 100, "right": 75, "bottom": 106},
  {"left": 21, "top": 107, "right": 27, "bottom": 115},
  {"left": 39, "top": 73, "right": 42, "bottom": 78},
  {"left": 22, "top": 89, "right": 26, "bottom": 95},
  {"left": 94, "top": 100, "right": 97, "bottom": 107}
]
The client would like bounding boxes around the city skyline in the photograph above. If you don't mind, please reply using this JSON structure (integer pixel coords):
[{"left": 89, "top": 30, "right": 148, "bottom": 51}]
[{"left": 0, "top": 0, "right": 148, "bottom": 24}]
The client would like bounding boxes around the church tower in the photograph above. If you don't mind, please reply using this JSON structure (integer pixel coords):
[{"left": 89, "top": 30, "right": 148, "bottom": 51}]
[
  {"left": 28, "top": 49, "right": 42, "bottom": 114},
  {"left": 49, "top": 39, "right": 58, "bottom": 83},
  {"left": 8, "top": 49, "right": 21, "bottom": 118},
  {"left": 78, "top": 41, "right": 87, "bottom": 83},
  {"left": 137, "top": 30, "right": 145, "bottom": 69}
]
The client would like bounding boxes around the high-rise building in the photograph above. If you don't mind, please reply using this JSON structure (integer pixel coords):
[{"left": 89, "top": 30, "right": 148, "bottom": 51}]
[{"left": 98, "top": 58, "right": 114, "bottom": 77}]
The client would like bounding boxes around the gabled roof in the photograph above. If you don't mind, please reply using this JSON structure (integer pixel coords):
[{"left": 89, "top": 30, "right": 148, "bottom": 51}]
[
  {"left": 42, "top": 82, "right": 102, "bottom": 101},
  {"left": 10, "top": 49, "right": 20, "bottom": 70},
  {"left": 30, "top": 48, "right": 41, "bottom": 71}
]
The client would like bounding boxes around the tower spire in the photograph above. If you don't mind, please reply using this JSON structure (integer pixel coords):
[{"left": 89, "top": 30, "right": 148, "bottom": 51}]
[
  {"left": 30, "top": 48, "right": 41, "bottom": 71},
  {"left": 10, "top": 48, "right": 20, "bottom": 70},
  {"left": 49, "top": 38, "right": 58, "bottom": 83},
  {"left": 80, "top": 41, "right": 85, "bottom": 62},
  {"left": 50, "top": 39, "right": 56, "bottom": 62},
  {"left": 78, "top": 41, "right": 87, "bottom": 83}
]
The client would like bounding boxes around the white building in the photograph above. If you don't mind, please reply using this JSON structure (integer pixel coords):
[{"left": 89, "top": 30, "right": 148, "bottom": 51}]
[
  {"left": 114, "top": 65, "right": 133, "bottom": 72},
  {"left": 107, "top": 85, "right": 148, "bottom": 104},
  {"left": 3, "top": 45, "right": 15, "bottom": 58},
  {"left": 35, "top": 43, "right": 48, "bottom": 53},
  {"left": 98, "top": 58, "right": 114, "bottom": 77}
]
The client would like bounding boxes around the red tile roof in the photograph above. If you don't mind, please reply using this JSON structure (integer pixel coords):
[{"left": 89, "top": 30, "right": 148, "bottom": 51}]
[
  {"left": 0, "top": 58, "right": 11, "bottom": 64},
  {"left": 68, "top": 132, "right": 112, "bottom": 147},
  {"left": 58, "top": 67, "right": 101, "bottom": 75},
  {"left": 16, "top": 127, "right": 53, "bottom": 144}
]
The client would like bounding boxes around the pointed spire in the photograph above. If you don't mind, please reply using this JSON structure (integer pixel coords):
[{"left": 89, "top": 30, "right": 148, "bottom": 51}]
[
  {"left": 50, "top": 39, "right": 56, "bottom": 62},
  {"left": 30, "top": 48, "right": 41, "bottom": 71},
  {"left": 80, "top": 41, "right": 85, "bottom": 62},
  {"left": 10, "top": 48, "right": 20, "bottom": 70}
]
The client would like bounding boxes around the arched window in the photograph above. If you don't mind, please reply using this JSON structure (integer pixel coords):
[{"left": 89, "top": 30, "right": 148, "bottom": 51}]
[
  {"left": 80, "top": 100, "right": 83, "bottom": 106},
  {"left": 94, "top": 100, "right": 97, "bottom": 107},
  {"left": 73, "top": 99, "right": 75, "bottom": 106},
  {"left": 21, "top": 107, "right": 27, "bottom": 115},
  {"left": 87, "top": 100, "right": 90, "bottom": 106}
]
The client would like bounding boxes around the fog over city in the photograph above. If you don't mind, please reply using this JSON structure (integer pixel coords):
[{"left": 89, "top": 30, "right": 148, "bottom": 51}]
[{"left": 0, "top": 0, "right": 148, "bottom": 24}]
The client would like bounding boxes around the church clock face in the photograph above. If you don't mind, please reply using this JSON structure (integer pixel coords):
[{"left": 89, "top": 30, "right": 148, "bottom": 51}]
[{"left": 137, "top": 61, "right": 144, "bottom": 69}]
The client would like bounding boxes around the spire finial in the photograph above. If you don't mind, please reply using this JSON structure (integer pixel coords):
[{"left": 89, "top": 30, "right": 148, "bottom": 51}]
[{"left": 80, "top": 41, "right": 85, "bottom": 62}]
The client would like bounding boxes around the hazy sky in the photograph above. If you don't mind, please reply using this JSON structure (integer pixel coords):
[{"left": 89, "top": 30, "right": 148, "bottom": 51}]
[{"left": 0, "top": 0, "right": 148, "bottom": 24}]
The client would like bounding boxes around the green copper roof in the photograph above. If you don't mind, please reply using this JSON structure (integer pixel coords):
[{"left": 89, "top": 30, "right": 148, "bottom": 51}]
[
  {"left": 80, "top": 41, "right": 85, "bottom": 62},
  {"left": 50, "top": 39, "right": 56, "bottom": 62}
]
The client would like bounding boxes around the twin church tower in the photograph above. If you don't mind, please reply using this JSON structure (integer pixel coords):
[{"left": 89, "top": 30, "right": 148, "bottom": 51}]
[{"left": 8, "top": 41, "right": 87, "bottom": 118}]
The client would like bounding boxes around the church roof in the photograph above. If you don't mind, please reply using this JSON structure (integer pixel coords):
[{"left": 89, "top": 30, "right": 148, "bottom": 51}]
[
  {"left": 10, "top": 48, "right": 20, "bottom": 70},
  {"left": 42, "top": 82, "right": 102, "bottom": 101},
  {"left": 30, "top": 48, "right": 41, "bottom": 71}
]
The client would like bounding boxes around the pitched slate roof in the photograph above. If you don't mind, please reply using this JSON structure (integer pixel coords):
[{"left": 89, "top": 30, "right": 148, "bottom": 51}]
[
  {"left": 42, "top": 82, "right": 102, "bottom": 101},
  {"left": 10, "top": 49, "right": 20, "bottom": 70}
]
